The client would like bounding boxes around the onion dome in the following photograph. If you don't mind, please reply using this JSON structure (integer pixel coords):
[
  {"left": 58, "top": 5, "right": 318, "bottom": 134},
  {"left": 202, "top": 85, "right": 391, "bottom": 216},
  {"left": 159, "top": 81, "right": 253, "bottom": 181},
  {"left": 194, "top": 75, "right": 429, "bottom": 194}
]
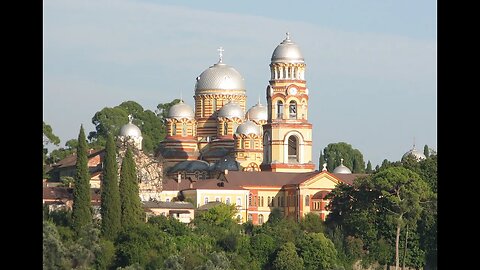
[
  {"left": 235, "top": 120, "right": 261, "bottom": 136},
  {"left": 119, "top": 115, "right": 142, "bottom": 138},
  {"left": 218, "top": 101, "right": 244, "bottom": 119},
  {"left": 194, "top": 49, "right": 245, "bottom": 94},
  {"left": 246, "top": 101, "right": 268, "bottom": 122},
  {"left": 402, "top": 145, "right": 426, "bottom": 161},
  {"left": 168, "top": 100, "right": 195, "bottom": 120},
  {"left": 333, "top": 158, "right": 352, "bottom": 174},
  {"left": 271, "top": 32, "right": 304, "bottom": 64}
]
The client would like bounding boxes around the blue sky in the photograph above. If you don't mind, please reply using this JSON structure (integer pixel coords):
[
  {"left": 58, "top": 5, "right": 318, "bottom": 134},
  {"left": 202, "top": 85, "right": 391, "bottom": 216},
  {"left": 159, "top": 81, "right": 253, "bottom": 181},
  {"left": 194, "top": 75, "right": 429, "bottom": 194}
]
[{"left": 43, "top": 0, "right": 437, "bottom": 168}]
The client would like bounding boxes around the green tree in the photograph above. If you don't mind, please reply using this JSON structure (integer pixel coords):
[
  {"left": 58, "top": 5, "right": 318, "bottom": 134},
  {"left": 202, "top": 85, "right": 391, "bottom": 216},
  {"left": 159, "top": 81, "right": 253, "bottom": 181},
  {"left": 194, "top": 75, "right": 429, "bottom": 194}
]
[
  {"left": 43, "top": 221, "right": 69, "bottom": 270},
  {"left": 366, "top": 160, "right": 373, "bottom": 174},
  {"left": 156, "top": 98, "right": 181, "bottom": 124},
  {"left": 423, "top": 145, "right": 429, "bottom": 158},
  {"left": 43, "top": 121, "right": 61, "bottom": 146},
  {"left": 322, "top": 142, "right": 366, "bottom": 173},
  {"left": 100, "top": 133, "right": 121, "bottom": 240},
  {"left": 369, "top": 167, "right": 432, "bottom": 270},
  {"left": 300, "top": 212, "right": 325, "bottom": 233},
  {"left": 196, "top": 203, "right": 238, "bottom": 228},
  {"left": 250, "top": 233, "right": 276, "bottom": 267},
  {"left": 119, "top": 147, "right": 144, "bottom": 229},
  {"left": 297, "top": 232, "right": 339, "bottom": 270},
  {"left": 273, "top": 242, "right": 304, "bottom": 270},
  {"left": 71, "top": 125, "right": 92, "bottom": 235}
]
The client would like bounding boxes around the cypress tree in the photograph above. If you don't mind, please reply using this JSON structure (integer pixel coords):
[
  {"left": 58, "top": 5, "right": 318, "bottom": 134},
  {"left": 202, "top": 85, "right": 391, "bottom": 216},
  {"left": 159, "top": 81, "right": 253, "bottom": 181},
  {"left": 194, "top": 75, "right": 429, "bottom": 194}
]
[
  {"left": 366, "top": 160, "right": 373, "bottom": 174},
  {"left": 119, "top": 147, "right": 144, "bottom": 229},
  {"left": 72, "top": 125, "right": 92, "bottom": 234},
  {"left": 423, "top": 144, "right": 430, "bottom": 158},
  {"left": 100, "top": 133, "right": 121, "bottom": 240},
  {"left": 319, "top": 152, "right": 325, "bottom": 170}
]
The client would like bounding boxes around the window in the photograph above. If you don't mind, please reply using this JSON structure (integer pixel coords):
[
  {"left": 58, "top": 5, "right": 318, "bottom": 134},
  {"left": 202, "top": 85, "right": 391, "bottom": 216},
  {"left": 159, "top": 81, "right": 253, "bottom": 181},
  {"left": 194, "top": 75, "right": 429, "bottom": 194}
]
[
  {"left": 260, "top": 196, "right": 264, "bottom": 207},
  {"left": 250, "top": 139, "right": 255, "bottom": 149},
  {"left": 267, "top": 196, "right": 271, "bottom": 206},
  {"left": 182, "top": 123, "right": 187, "bottom": 136},
  {"left": 248, "top": 194, "right": 252, "bottom": 207},
  {"left": 259, "top": 214, "right": 264, "bottom": 225},
  {"left": 172, "top": 123, "right": 176, "bottom": 135},
  {"left": 223, "top": 122, "right": 228, "bottom": 135},
  {"left": 305, "top": 195, "right": 310, "bottom": 207},
  {"left": 276, "top": 101, "right": 283, "bottom": 119},
  {"left": 289, "top": 101, "right": 297, "bottom": 119},
  {"left": 237, "top": 197, "right": 242, "bottom": 207},
  {"left": 248, "top": 214, "right": 253, "bottom": 222},
  {"left": 204, "top": 197, "right": 209, "bottom": 204},
  {"left": 166, "top": 198, "right": 170, "bottom": 203},
  {"left": 215, "top": 197, "right": 220, "bottom": 202},
  {"left": 288, "top": 135, "right": 298, "bottom": 163}
]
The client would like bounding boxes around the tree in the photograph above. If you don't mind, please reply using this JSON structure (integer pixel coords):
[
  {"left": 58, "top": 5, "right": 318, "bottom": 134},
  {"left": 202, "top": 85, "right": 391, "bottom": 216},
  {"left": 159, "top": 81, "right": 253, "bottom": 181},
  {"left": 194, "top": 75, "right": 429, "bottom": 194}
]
[
  {"left": 119, "top": 147, "right": 144, "bottom": 229},
  {"left": 100, "top": 133, "right": 121, "bottom": 241},
  {"left": 71, "top": 125, "right": 92, "bottom": 235},
  {"left": 156, "top": 99, "right": 181, "bottom": 124},
  {"left": 300, "top": 212, "right": 325, "bottom": 233},
  {"left": 321, "top": 142, "right": 366, "bottom": 173},
  {"left": 249, "top": 233, "right": 276, "bottom": 268},
  {"left": 423, "top": 145, "right": 429, "bottom": 158},
  {"left": 272, "top": 242, "right": 304, "bottom": 270},
  {"left": 196, "top": 203, "right": 238, "bottom": 228},
  {"left": 43, "top": 121, "right": 61, "bottom": 146},
  {"left": 366, "top": 160, "right": 373, "bottom": 174},
  {"left": 43, "top": 221, "right": 69, "bottom": 270},
  {"left": 369, "top": 167, "right": 432, "bottom": 270},
  {"left": 297, "top": 232, "right": 339, "bottom": 270}
]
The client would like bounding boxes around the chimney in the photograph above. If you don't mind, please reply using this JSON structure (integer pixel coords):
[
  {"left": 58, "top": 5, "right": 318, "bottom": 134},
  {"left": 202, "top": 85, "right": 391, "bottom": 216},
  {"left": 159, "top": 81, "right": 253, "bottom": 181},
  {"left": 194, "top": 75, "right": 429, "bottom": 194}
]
[{"left": 224, "top": 169, "right": 228, "bottom": 175}]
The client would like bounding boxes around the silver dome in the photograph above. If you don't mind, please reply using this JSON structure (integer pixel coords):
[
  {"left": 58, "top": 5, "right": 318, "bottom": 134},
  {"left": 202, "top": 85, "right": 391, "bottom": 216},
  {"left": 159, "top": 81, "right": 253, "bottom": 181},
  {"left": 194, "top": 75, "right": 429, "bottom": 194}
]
[
  {"left": 195, "top": 62, "right": 246, "bottom": 93},
  {"left": 246, "top": 102, "right": 267, "bottom": 122},
  {"left": 119, "top": 122, "right": 142, "bottom": 138},
  {"left": 218, "top": 101, "right": 244, "bottom": 119},
  {"left": 235, "top": 120, "right": 261, "bottom": 136},
  {"left": 168, "top": 100, "right": 195, "bottom": 120},
  {"left": 402, "top": 146, "right": 426, "bottom": 161},
  {"left": 271, "top": 33, "right": 304, "bottom": 64},
  {"left": 333, "top": 159, "right": 352, "bottom": 174}
]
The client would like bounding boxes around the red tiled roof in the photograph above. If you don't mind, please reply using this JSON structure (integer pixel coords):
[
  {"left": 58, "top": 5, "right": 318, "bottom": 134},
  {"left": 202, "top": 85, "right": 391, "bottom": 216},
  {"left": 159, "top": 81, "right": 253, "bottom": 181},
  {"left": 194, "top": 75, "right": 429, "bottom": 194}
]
[
  {"left": 223, "top": 171, "right": 320, "bottom": 187},
  {"left": 331, "top": 173, "right": 369, "bottom": 185},
  {"left": 43, "top": 186, "right": 101, "bottom": 201},
  {"left": 50, "top": 149, "right": 105, "bottom": 169},
  {"left": 162, "top": 178, "right": 245, "bottom": 191}
]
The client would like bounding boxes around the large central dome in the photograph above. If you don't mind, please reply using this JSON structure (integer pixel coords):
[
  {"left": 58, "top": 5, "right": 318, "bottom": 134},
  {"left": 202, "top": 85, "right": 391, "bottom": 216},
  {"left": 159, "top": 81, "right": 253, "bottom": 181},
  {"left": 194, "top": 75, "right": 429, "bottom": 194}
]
[
  {"left": 195, "top": 62, "right": 246, "bottom": 94},
  {"left": 271, "top": 32, "right": 304, "bottom": 64}
]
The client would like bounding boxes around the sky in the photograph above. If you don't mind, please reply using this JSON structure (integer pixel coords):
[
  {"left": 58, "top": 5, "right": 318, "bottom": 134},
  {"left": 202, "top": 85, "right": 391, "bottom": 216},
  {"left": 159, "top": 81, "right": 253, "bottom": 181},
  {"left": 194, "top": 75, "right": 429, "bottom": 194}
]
[{"left": 43, "top": 0, "right": 437, "bottom": 168}]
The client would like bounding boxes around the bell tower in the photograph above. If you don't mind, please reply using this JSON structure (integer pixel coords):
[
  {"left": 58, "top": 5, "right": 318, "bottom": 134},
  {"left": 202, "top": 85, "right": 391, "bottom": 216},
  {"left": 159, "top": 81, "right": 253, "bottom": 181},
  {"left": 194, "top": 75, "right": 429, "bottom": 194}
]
[{"left": 261, "top": 33, "right": 315, "bottom": 172}]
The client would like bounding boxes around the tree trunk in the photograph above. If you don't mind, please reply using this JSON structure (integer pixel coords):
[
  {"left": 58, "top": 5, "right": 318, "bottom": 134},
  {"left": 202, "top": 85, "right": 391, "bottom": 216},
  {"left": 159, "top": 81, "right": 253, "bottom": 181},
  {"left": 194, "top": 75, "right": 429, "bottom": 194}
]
[
  {"left": 395, "top": 222, "right": 401, "bottom": 270},
  {"left": 402, "top": 224, "right": 409, "bottom": 270}
]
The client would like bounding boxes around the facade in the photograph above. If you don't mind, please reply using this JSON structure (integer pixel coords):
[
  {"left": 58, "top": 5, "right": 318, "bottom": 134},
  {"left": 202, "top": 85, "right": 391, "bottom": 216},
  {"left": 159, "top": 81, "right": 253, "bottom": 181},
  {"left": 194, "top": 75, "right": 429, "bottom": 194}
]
[{"left": 143, "top": 201, "right": 195, "bottom": 223}]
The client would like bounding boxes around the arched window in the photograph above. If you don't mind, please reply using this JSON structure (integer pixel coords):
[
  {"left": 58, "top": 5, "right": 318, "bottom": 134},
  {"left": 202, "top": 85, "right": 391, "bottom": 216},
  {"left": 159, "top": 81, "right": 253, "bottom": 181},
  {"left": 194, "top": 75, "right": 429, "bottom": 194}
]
[
  {"left": 204, "top": 197, "right": 209, "bottom": 204},
  {"left": 276, "top": 100, "right": 283, "bottom": 119},
  {"left": 289, "top": 101, "right": 297, "bottom": 119},
  {"left": 305, "top": 195, "right": 310, "bottom": 207},
  {"left": 259, "top": 214, "right": 264, "bottom": 225},
  {"left": 172, "top": 123, "right": 177, "bottom": 135},
  {"left": 237, "top": 197, "right": 242, "bottom": 207},
  {"left": 226, "top": 197, "right": 231, "bottom": 205},
  {"left": 261, "top": 196, "right": 264, "bottom": 207},
  {"left": 182, "top": 123, "right": 187, "bottom": 136},
  {"left": 223, "top": 122, "right": 228, "bottom": 135},
  {"left": 267, "top": 196, "right": 271, "bottom": 206},
  {"left": 288, "top": 135, "right": 298, "bottom": 163},
  {"left": 250, "top": 138, "right": 255, "bottom": 149}
]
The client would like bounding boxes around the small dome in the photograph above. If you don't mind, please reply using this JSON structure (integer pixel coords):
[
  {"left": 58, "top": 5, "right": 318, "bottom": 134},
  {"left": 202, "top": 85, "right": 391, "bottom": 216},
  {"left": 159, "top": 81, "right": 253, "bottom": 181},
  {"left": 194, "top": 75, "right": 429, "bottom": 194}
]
[
  {"left": 246, "top": 102, "right": 268, "bottom": 122},
  {"left": 235, "top": 120, "right": 261, "bottom": 136},
  {"left": 271, "top": 33, "right": 304, "bottom": 64},
  {"left": 119, "top": 117, "right": 142, "bottom": 138},
  {"left": 333, "top": 159, "right": 352, "bottom": 174},
  {"left": 213, "top": 156, "right": 240, "bottom": 172},
  {"left": 218, "top": 101, "right": 244, "bottom": 119},
  {"left": 402, "top": 145, "right": 426, "bottom": 161},
  {"left": 168, "top": 100, "right": 195, "bottom": 120},
  {"left": 195, "top": 62, "right": 246, "bottom": 94}
]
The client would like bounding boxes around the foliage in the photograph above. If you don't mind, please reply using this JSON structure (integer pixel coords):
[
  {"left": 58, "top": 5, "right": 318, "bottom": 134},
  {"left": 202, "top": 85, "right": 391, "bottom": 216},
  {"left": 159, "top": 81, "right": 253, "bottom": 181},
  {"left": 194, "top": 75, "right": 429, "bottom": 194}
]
[
  {"left": 119, "top": 147, "right": 144, "bottom": 229},
  {"left": 71, "top": 125, "right": 92, "bottom": 235},
  {"left": 297, "top": 232, "right": 340, "bottom": 270},
  {"left": 322, "top": 142, "right": 366, "bottom": 173},
  {"left": 157, "top": 99, "right": 181, "bottom": 124},
  {"left": 196, "top": 203, "right": 238, "bottom": 228},
  {"left": 272, "top": 242, "right": 304, "bottom": 270},
  {"left": 148, "top": 215, "right": 191, "bottom": 236},
  {"left": 423, "top": 144, "right": 429, "bottom": 158},
  {"left": 249, "top": 233, "right": 276, "bottom": 267},
  {"left": 95, "top": 239, "right": 116, "bottom": 270},
  {"left": 300, "top": 212, "right": 325, "bottom": 233},
  {"left": 366, "top": 160, "right": 373, "bottom": 174},
  {"left": 43, "top": 121, "right": 60, "bottom": 146},
  {"left": 101, "top": 133, "right": 122, "bottom": 241},
  {"left": 43, "top": 221, "right": 69, "bottom": 270}
]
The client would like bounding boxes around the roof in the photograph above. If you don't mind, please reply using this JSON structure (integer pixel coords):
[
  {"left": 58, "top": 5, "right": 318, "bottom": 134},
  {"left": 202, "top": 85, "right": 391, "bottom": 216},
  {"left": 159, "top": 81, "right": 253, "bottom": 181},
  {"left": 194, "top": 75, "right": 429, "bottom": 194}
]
[
  {"left": 223, "top": 171, "right": 320, "bottom": 187},
  {"left": 49, "top": 148, "right": 105, "bottom": 169},
  {"left": 43, "top": 186, "right": 101, "bottom": 201},
  {"left": 143, "top": 201, "right": 194, "bottom": 209},
  {"left": 162, "top": 178, "right": 245, "bottom": 191},
  {"left": 331, "top": 173, "right": 369, "bottom": 185}
]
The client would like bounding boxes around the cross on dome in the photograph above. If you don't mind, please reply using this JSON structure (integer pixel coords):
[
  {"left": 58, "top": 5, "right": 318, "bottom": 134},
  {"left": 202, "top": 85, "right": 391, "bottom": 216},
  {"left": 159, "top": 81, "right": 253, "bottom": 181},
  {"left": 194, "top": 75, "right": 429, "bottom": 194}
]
[{"left": 217, "top": 46, "right": 224, "bottom": 63}]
